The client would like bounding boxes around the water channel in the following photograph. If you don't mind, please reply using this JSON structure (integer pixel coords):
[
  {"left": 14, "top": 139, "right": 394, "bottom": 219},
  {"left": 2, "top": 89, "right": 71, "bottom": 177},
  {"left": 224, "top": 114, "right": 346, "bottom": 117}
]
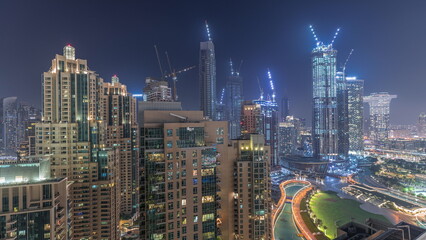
[{"left": 274, "top": 184, "right": 307, "bottom": 240}]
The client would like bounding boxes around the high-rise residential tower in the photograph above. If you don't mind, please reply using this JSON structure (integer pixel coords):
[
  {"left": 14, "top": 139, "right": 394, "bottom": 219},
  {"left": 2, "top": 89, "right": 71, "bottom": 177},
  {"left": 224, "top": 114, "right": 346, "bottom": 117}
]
[
  {"left": 280, "top": 97, "right": 290, "bottom": 121},
  {"left": 139, "top": 110, "right": 226, "bottom": 240},
  {"left": 199, "top": 21, "right": 217, "bottom": 120},
  {"left": 100, "top": 75, "right": 139, "bottom": 218},
  {"left": 336, "top": 72, "right": 349, "bottom": 160},
  {"left": 417, "top": 113, "right": 426, "bottom": 137},
  {"left": 347, "top": 77, "right": 364, "bottom": 153},
  {"left": 225, "top": 59, "right": 243, "bottom": 139},
  {"left": 364, "top": 92, "right": 397, "bottom": 142},
  {"left": 35, "top": 45, "right": 121, "bottom": 239}
]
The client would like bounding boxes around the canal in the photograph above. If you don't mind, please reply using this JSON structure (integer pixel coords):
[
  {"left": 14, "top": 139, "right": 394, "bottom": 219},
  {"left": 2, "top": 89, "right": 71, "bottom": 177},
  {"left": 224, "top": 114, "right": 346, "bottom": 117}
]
[{"left": 274, "top": 184, "right": 307, "bottom": 240}]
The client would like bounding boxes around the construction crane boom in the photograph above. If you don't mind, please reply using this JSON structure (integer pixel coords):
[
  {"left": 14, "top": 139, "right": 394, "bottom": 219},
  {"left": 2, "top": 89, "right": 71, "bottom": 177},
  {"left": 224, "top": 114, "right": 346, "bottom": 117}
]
[
  {"left": 257, "top": 77, "right": 264, "bottom": 101},
  {"left": 342, "top": 49, "right": 354, "bottom": 73}
]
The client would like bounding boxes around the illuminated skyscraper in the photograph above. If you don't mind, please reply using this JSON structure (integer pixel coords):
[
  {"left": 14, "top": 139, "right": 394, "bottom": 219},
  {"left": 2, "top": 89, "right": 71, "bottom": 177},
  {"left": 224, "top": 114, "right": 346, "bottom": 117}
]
[
  {"left": 280, "top": 97, "right": 290, "bottom": 121},
  {"left": 346, "top": 77, "right": 364, "bottom": 153},
  {"left": 312, "top": 41, "right": 339, "bottom": 161},
  {"left": 36, "top": 45, "right": 121, "bottom": 239},
  {"left": 364, "top": 92, "right": 397, "bottom": 142},
  {"left": 139, "top": 110, "right": 225, "bottom": 240},
  {"left": 100, "top": 75, "right": 139, "bottom": 218},
  {"left": 336, "top": 71, "right": 349, "bottom": 159},
  {"left": 199, "top": 21, "right": 217, "bottom": 119},
  {"left": 417, "top": 113, "right": 426, "bottom": 137},
  {"left": 225, "top": 59, "right": 243, "bottom": 139}
]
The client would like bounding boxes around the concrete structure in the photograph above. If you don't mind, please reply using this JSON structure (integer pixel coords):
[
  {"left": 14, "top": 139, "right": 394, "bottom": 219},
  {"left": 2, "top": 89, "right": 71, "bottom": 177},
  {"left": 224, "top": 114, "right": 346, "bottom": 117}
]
[
  {"left": 35, "top": 45, "right": 121, "bottom": 239},
  {"left": 347, "top": 77, "right": 364, "bottom": 153},
  {"left": 0, "top": 157, "right": 70, "bottom": 240},
  {"left": 225, "top": 60, "right": 243, "bottom": 139},
  {"left": 199, "top": 24, "right": 217, "bottom": 120},
  {"left": 139, "top": 110, "right": 226, "bottom": 240},
  {"left": 364, "top": 92, "right": 397, "bottom": 142},
  {"left": 100, "top": 75, "right": 139, "bottom": 218}
]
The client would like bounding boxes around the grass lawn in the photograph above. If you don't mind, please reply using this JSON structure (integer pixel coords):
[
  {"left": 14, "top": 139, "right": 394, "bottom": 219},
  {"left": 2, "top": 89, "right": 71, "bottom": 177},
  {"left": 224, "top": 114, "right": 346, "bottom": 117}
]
[
  {"left": 300, "top": 197, "right": 329, "bottom": 240},
  {"left": 309, "top": 191, "right": 390, "bottom": 239}
]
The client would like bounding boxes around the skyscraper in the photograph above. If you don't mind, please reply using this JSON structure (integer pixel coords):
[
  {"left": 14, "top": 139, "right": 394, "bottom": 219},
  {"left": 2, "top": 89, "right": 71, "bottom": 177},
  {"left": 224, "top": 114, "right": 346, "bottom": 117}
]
[
  {"left": 199, "top": 21, "right": 217, "bottom": 120},
  {"left": 278, "top": 121, "right": 297, "bottom": 158},
  {"left": 144, "top": 77, "right": 173, "bottom": 102},
  {"left": 225, "top": 59, "right": 243, "bottom": 139},
  {"left": 139, "top": 110, "right": 225, "bottom": 240},
  {"left": 241, "top": 100, "right": 279, "bottom": 166},
  {"left": 100, "top": 75, "right": 139, "bottom": 218},
  {"left": 312, "top": 42, "right": 339, "bottom": 161},
  {"left": 336, "top": 71, "right": 349, "bottom": 160},
  {"left": 347, "top": 77, "right": 364, "bottom": 153},
  {"left": 364, "top": 92, "right": 397, "bottom": 142},
  {"left": 35, "top": 45, "right": 121, "bottom": 239},
  {"left": 2, "top": 97, "right": 18, "bottom": 155},
  {"left": 280, "top": 97, "right": 290, "bottom": 121}
]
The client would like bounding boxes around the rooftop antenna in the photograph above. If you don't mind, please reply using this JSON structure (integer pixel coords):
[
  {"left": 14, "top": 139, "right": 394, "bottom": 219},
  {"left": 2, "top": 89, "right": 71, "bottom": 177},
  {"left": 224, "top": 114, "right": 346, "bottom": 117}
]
[
  {"left": 309, "top": 25, "right": 320, "bottom": 45},
  {"left": 205, "top": 20, "right": 212, "bottom": 41},
  {"left": 267, "top": 69, "right": 276, "bottom": 102},
  {"left": 330, "top": 28, "right": 341, "bottom": 45},
  {"left": 154, "top": 45, "right": 164, "bottom": 80},
  {"left": 257, "top": 77, "right": 264, "bottom": 101},
  {"left": 342, "top": 49, "right": 354, "bottom": 74}
]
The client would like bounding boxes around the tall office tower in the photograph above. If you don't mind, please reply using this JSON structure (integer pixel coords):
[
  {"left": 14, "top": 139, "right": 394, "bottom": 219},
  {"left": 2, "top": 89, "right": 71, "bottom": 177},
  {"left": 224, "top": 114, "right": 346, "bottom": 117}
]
[
  {"left": 144, "top": 77, "right": 173, "bottom": 102},
  {"left": 16, "top": 104, "right": 41, "bottom": 160},
  {"left": 199, "top": 21, "right": 217, "bottom": 119},
  {"left": 347, "top": 77, "right": 364, "bottom": 153},
  {"left": 241, "top": 100, "right": 279, "bottom": 166},
  {"left": 418, "top": 113, "right": 426, "bottom": 137},
  {"left": 226, "top": 59, "right": 243, "bottom": 139},
  {"left": 229, "top": 135, "right": 272, "bottom": 240},
  {"left": 312, "top": 40, "right": 339, "bottom": 161},
  {"left": 280, "top": 97, "right": 290, "bottom": 121},
  {"left": 364, "top": 92, "right": 397, "bottom": 142},
  {"left": 35, "top": 45, "right": 121, "bottom": 239},
  {"left": 336, "top": 72, "right": 349, "bottom": 160},
  {"left": 0, "top": 157, "right": 70, "bottom": 240},
  {"left": 3, "top": 97, "right": 19, "bottom": 154},
  {"left": 278, "top": 121, "right": 297, "bottom": 158},
  {"left": 139, "top": 110, "right": 226, "bottom": 240},
  {"left": 100, "top": 75, "right": 139, "bottom": 218}
]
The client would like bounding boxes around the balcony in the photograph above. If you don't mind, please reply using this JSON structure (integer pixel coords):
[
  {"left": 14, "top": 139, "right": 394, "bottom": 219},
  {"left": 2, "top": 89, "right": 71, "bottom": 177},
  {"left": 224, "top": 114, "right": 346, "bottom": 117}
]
[{"left": 6, "top": 219, "right": 16, "bottom": 225}]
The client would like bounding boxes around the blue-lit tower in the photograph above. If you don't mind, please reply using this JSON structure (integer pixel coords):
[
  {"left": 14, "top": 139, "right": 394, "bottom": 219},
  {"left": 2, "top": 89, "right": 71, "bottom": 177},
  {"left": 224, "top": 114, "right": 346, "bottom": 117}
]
[
  {"left": 311, "top": 26, "right": 344, "bottom": 161},
  {"left": 199, "top": 21, "right": 217, "bottom": 119}
]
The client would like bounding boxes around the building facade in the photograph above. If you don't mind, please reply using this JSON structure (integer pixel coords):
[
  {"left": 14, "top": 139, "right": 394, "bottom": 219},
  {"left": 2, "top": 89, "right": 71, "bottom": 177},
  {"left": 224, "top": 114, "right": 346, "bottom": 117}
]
[
  {"left": 364, "top": 92, "right": 397, "bottom": 142},
  {"left": 225, "top": 61, "right": 243, "bottom": 139},
  {"left": 312, "top": 43, "right": 339, "bottom": 161},
  {"left": 100, "top": 75, "right": 139, "bottom": 218},
  {"left": 3, "top": 97, "right": 19, "bottom": 154},
  {"left": 199, "top": 38, "right": 217, "bottom": 120},
  {"left": 347, "top": 77, "right": 364, "bottom": 153},
  {"left": 35, "top": 45, "right": 121, "bottom": 239},
  {"left": 139, "top": 110, "right": 226, "bottom": 240},
  {"left": 0, "top": 157, "right": 70, "bottom": 240}
]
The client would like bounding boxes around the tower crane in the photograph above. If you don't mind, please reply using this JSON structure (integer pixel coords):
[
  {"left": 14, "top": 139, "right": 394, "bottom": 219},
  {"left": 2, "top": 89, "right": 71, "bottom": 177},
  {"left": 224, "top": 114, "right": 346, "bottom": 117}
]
[
  {"left": 164, "top": 51, "right": 196, "bottom": 101},
  {"left": 267, "top": 69, "right": 276, "bottom": 102},
  {"left": 257, "top": 77, "right": 264, "bottom": 101}
]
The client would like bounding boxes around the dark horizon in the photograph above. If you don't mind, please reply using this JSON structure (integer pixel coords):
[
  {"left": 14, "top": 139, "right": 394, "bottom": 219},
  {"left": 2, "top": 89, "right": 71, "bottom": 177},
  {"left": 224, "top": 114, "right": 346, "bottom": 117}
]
[{"left": 1, "top": 0, "right": 426, "bottom": 125}]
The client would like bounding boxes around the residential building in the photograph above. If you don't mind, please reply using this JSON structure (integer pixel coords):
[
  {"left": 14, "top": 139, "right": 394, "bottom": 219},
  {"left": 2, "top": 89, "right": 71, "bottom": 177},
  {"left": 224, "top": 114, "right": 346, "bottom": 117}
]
[
  {"left": 364, "top": 92, "right": 397, "bottom": 142},
  {"left": 225, "top": 59, "right": 243, "bottom": 139},
  {"left": 347, "top": 77, "right": 364, "bottom": 153}
]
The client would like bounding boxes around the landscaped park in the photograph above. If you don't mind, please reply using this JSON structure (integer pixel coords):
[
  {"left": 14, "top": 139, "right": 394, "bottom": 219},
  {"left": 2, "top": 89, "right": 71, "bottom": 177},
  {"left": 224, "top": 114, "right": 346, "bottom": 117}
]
[{"left": 304, "top": 191, "right": 390, "bottom": 239}]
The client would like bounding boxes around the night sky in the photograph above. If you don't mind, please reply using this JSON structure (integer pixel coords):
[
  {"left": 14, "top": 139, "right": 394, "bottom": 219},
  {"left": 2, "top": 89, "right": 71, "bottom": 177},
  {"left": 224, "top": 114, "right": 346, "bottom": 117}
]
[{"left": 1, "top": 0, "right": 426, "bottom": 125}]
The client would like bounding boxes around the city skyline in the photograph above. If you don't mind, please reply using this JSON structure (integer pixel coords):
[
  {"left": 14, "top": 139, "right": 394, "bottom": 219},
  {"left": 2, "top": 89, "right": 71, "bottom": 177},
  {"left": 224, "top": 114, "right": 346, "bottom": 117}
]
[{"left": 1, "top": 1, "right": 425, "bottom": 125}]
